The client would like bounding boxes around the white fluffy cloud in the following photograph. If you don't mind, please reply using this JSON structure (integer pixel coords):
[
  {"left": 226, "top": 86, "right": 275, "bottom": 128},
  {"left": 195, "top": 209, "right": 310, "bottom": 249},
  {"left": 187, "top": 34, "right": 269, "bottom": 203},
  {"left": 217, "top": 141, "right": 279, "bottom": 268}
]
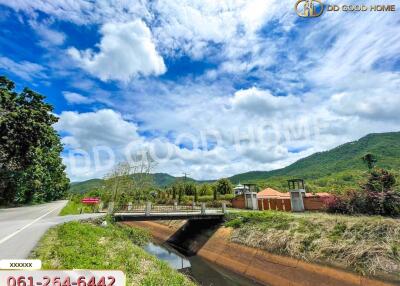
[
  {"left": 330, "top": 88, "right": 400, "bottom": 121},
  {"left": 68, "top": 20, "right": 166, "bottom": 82},
  {"left": 152, "top": 0, "right": 292, "bottom": 59},
  {"left": 231, "top": 87, "right": 301, "bottom": 115},
  {"left": 55, "top": 109, "right": 142, "bottom": 150},
  {"left": 0, "top": 56, "right": 46, "bottom": 81},
  {"left": 55, "top": 109, "right": 147, "bottom": 181},
  {"left": 0, "top": 0, "right": 150, "bottom": 25},
  {"left": 29, "top": 20, "right": 66, "bottom": 47},
  {"left": 62, "top": 91, "right": 93, "bottom": 104}
]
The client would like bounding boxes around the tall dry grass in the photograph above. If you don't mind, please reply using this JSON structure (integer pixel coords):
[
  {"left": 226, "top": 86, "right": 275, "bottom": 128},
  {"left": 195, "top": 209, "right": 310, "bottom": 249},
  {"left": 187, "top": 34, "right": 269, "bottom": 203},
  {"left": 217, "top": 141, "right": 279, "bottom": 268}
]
[{"left": 227, "top": 211, "right": 400, "bottom": 280}]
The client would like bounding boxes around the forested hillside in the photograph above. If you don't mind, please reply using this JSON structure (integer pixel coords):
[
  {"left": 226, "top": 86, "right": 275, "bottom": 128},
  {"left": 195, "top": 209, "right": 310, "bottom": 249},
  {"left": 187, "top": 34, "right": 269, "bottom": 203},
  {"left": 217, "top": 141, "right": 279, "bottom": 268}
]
[
  {"left": 229, "top": 132, "right": 400, "bottom": 193},
  {"left": 69, "top": 173, "right": 199, "bottom": 194}
]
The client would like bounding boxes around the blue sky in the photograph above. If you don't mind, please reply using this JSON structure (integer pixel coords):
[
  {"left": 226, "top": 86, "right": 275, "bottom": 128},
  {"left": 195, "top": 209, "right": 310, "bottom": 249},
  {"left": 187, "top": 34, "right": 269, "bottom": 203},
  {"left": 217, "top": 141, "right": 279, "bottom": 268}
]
[{"left": 0, "top": 0, "right": 399, "bottom": 181}]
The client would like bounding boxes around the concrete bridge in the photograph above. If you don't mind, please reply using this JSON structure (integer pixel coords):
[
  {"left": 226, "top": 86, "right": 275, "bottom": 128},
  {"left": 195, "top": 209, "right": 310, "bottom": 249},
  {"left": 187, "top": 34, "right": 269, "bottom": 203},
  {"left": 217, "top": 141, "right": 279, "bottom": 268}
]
[{"left": 103, "top": 202, "right": 226, "bottom": 221}]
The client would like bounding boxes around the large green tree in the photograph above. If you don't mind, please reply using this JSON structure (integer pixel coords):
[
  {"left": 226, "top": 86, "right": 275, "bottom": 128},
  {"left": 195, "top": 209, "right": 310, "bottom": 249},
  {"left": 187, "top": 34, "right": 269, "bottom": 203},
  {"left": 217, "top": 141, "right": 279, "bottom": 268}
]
[
  {"left": 215, "top": 178, "right": 233, "bottom": 195},
  {"left": 0, "top": 76, "right": 69, "bottom": 204}
]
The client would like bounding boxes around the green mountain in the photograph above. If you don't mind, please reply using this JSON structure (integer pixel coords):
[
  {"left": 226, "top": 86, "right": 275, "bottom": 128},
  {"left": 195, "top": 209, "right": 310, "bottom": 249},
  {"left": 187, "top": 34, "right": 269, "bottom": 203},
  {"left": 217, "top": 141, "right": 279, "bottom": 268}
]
[
  {"left": 228, "top": 132, "right": 400, "bottom": 192},
  {"left": 69, "top": 132, "right": 400, "bottom": 194},
  {"left": 69, "top": 179, "right": 104, "bottom": 194},
  {"left": 68, "top": 173, "right": 198, "bottom": 194}
]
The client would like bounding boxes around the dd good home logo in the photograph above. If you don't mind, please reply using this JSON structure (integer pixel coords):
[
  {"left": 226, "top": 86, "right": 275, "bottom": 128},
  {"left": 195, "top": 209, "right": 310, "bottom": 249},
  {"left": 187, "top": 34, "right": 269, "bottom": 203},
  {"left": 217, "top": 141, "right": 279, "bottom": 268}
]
[{"left": 295, "top": 0, "right": 324, "bottom": 17}]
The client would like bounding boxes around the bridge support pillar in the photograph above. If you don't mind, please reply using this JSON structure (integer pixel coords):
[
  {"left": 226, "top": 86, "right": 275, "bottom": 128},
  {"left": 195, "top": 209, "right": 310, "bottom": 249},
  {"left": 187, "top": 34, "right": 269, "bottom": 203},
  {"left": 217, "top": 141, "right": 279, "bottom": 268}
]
[
  {"left": 145, "top": 202, "right": 152, "bottom": 216},
  {"left": 107, "top": 202, "right": 114, "bottom": 214},
  {"left": 127, "top": 202, "right": 132, "bottom": 211},
  {"left": 222, "top": 202, "right": 227, "bottom": 214},
  {"left": 201, "top": 203, "right": 206, "bottom": 215}
]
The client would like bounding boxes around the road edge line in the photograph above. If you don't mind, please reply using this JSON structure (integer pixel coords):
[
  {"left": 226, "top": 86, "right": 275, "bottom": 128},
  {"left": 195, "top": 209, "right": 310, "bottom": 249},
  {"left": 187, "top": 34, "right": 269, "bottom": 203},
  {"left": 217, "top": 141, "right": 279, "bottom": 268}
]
[{"left": 0, "top": 207, "right": 59, "bottom": 245}]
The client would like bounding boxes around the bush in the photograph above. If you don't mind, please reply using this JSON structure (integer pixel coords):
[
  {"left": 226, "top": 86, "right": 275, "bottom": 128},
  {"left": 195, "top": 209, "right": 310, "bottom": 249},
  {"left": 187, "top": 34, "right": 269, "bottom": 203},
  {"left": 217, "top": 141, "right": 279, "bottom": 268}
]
[
  {"left": 205, "top": 200, "right": 232, "bottom": 208},
  {"left": 225, "top": 217, "right": 243, "bottom": 228},
  {"left": 364, "top": 191, "right": 385, "bottom": 215},
  {"left": 197, "top": 195, "right": 214, "bottom": 202},
  {"left": 326, "top": 195, "right": 353, "bottom": 214},
  {"left": 383, "top": 191, "right": 400, "bottom": 216},
  {"left": 221, "top": 194, "right": 235, "bottom": 200},
  {"left": 197, "top": 194, "right": 234, "bottom": 203},
  {"left": 327, "top": 169, "right": 400, "bottom": 217}
]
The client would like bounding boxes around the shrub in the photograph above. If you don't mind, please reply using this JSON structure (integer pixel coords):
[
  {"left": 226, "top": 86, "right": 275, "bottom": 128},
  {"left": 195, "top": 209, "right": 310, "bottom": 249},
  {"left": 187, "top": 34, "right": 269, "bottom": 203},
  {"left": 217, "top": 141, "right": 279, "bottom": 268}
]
[
  {"left": 205, "top": 200, "right": 232, "bottom": 208},
  {"left": 327, "top": 169, "right": 400, "bottom": 217},
  {"left": 364, "top": 191, "right": 385, "bottom": 215},
  {"left": 383, "top": 191, "right": 400, "bottom": 216},
  {"left": 222, "top": 194, "right": 235, "bottom": 200},
  {"left": 326, "top": 195, "right": 352, "bottom": 214},
  {"left": 198, "top": 195, "right": 214, "bottom": 202},
  {"left": 225, "top": 217, "right": 243, "bottom": 228},
  {"left": 346, "top": 190, "right": 367, "bottom": 213},
  {"left": 197, "top": 194, "right": 234, "bottom": 202}
]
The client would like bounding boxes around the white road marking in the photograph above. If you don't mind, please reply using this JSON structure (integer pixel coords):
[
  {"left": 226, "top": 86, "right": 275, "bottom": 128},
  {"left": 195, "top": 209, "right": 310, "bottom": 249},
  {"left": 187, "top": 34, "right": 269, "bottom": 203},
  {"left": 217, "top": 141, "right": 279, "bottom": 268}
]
[{"left": 0, "top": 207, "right": 59, "bottom": 245}]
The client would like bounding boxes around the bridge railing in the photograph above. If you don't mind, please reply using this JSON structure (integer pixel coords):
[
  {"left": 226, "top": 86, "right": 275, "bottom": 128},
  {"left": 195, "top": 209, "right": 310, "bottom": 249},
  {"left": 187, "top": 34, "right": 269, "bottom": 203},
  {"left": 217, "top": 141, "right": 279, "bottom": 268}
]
[
  {"left": 114, "top": 204, "right": 146, "bottom": 213},
  {"left": 150, "top": 204, "right": 202, "bottom": 213},
  {"left": 103, "top": 202, "right": 226, "bottom": 215}
]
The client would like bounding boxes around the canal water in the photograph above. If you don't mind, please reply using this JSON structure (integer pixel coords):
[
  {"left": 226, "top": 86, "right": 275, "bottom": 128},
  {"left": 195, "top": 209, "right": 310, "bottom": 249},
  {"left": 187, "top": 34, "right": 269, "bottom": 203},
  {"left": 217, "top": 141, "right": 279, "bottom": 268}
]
[{"left": 144, "top": 242, "right": 263, "bottom": 286}]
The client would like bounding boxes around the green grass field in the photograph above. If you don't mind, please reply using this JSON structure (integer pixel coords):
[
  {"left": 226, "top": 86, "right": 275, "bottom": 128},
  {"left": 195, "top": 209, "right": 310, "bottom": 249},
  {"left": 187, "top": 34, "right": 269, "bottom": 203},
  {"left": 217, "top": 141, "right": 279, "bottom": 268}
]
[
  {"left": 58, "top": 200, "right": 95, "bottom": 216},
  {"left": 30, "top": 219, "right": 195, "bottom": 286}
]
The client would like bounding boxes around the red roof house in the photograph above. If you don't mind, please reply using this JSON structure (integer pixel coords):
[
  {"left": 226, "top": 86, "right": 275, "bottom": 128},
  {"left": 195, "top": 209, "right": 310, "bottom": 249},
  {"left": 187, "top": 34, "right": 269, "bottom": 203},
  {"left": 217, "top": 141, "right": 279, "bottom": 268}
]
[{"left": 256, "top": 188, "right": 290, "bottom": 199}]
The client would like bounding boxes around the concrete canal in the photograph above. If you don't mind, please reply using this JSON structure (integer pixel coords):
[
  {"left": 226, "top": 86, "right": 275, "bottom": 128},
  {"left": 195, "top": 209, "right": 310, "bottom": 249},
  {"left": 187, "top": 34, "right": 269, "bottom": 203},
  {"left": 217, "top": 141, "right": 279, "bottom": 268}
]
[
  {"left": 144, "top": 241, "right": 263, "bottom": 285},
  {"left": 125, "top": 220, "right": 396, "bottom": 286}
]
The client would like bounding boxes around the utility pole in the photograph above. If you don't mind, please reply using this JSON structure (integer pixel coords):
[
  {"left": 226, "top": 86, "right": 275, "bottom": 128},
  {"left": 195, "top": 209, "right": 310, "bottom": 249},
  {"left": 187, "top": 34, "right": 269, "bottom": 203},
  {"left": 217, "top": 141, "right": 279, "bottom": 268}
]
[
  {"left": 180, "top": 172, "right": 190, "bottom": 205},
  {"left": 183, "top": 172, "right": 189, "bottom": 183}
]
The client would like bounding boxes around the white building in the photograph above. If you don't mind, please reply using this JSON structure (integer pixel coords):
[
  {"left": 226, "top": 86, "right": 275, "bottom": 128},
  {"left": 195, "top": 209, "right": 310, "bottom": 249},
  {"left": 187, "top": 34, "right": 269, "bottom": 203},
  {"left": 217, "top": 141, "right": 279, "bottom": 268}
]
[{"left": 233, "top": 183, "right": 246, "bottom": 196}]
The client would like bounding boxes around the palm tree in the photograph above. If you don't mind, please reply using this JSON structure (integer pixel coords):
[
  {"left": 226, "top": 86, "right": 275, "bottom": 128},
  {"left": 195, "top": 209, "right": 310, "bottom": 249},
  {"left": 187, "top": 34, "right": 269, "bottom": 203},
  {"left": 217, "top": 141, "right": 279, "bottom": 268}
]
[{"left": 362, "top": 153, "right": 377, "bottom": 170}]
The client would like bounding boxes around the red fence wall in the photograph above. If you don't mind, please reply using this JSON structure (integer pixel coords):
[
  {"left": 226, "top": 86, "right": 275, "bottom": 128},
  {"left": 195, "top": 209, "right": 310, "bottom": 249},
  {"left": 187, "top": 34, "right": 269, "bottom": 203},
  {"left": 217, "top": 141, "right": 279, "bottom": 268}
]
[
  {"left": 258, "top": 198, "right": 291, "bottom": 212},
  {"left": 303, "top": 196, "right": 329, "bottom": 211},
  {"left": 232, "top": 195, "right": 245, "bottom": 209},
  {"left": 232, "top": 195, "right": 330, "bottom": 212}
]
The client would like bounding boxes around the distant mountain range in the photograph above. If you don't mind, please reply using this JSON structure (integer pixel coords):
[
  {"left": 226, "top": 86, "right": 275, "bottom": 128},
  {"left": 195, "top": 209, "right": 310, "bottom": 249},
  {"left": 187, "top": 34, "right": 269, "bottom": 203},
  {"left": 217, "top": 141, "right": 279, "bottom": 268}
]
[
  {"left": 69, "top": 173, "right": 203, "bottom": 194},
  {"left": 69, "top": 132, "right": 400, "bottom": 193}
]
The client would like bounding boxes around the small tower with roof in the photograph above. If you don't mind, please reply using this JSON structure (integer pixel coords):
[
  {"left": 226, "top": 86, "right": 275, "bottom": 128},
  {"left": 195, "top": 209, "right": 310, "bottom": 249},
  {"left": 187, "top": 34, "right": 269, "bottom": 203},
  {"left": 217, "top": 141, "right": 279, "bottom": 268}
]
[
  {"left": 287, "top": 179, "right": 306, "bottom": 212},
  {"left": 243, "top": 183, "right": 258, "bottom": 210}
]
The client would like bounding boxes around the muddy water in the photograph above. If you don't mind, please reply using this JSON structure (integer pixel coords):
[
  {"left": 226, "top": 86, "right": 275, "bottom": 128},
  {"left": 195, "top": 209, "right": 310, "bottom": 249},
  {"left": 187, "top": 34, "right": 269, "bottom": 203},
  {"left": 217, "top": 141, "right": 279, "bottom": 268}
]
[{"left": 144, "top": 241, "right": 263, "bottom": 286}]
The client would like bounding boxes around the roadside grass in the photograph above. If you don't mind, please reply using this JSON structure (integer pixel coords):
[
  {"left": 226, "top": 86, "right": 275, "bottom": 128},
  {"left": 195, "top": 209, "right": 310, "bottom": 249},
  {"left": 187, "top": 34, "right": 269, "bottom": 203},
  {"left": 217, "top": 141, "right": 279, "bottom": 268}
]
[
  {"left": 30, "top": 219, "right": 195, "bottom": 286},
  {"left": 225, "top": 211, "right": 400, "bottom": 280},
  {"left": 58, "top": 200, "right": 94, "bottom": 216}
]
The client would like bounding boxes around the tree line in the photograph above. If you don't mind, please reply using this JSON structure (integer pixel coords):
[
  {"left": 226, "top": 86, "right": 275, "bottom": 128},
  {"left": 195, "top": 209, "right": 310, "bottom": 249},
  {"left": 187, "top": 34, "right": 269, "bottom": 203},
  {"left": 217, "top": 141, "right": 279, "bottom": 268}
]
[
  {"left": 0, "top": 76, "right": 69, "bottom": 205},
  {"left": 82, "top": 159, "right": 234, "bottom": 207}
]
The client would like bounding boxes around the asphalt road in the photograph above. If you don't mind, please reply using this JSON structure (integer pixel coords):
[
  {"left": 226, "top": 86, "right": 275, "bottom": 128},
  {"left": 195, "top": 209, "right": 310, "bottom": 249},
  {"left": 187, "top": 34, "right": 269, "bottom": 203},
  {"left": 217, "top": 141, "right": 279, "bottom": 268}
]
[{"left": 0, "top": 200, "right": 104, "bottom": 259}]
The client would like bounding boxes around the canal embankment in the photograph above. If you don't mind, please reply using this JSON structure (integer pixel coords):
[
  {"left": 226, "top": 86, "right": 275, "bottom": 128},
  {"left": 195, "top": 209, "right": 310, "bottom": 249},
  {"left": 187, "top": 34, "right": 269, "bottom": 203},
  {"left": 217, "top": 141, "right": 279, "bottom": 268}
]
[
  {"left": 31, "top": 219, "right": 195, "bottom": 286},
  {"left": 124, "top": 215, "right": 399, "bottom": 286}
]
